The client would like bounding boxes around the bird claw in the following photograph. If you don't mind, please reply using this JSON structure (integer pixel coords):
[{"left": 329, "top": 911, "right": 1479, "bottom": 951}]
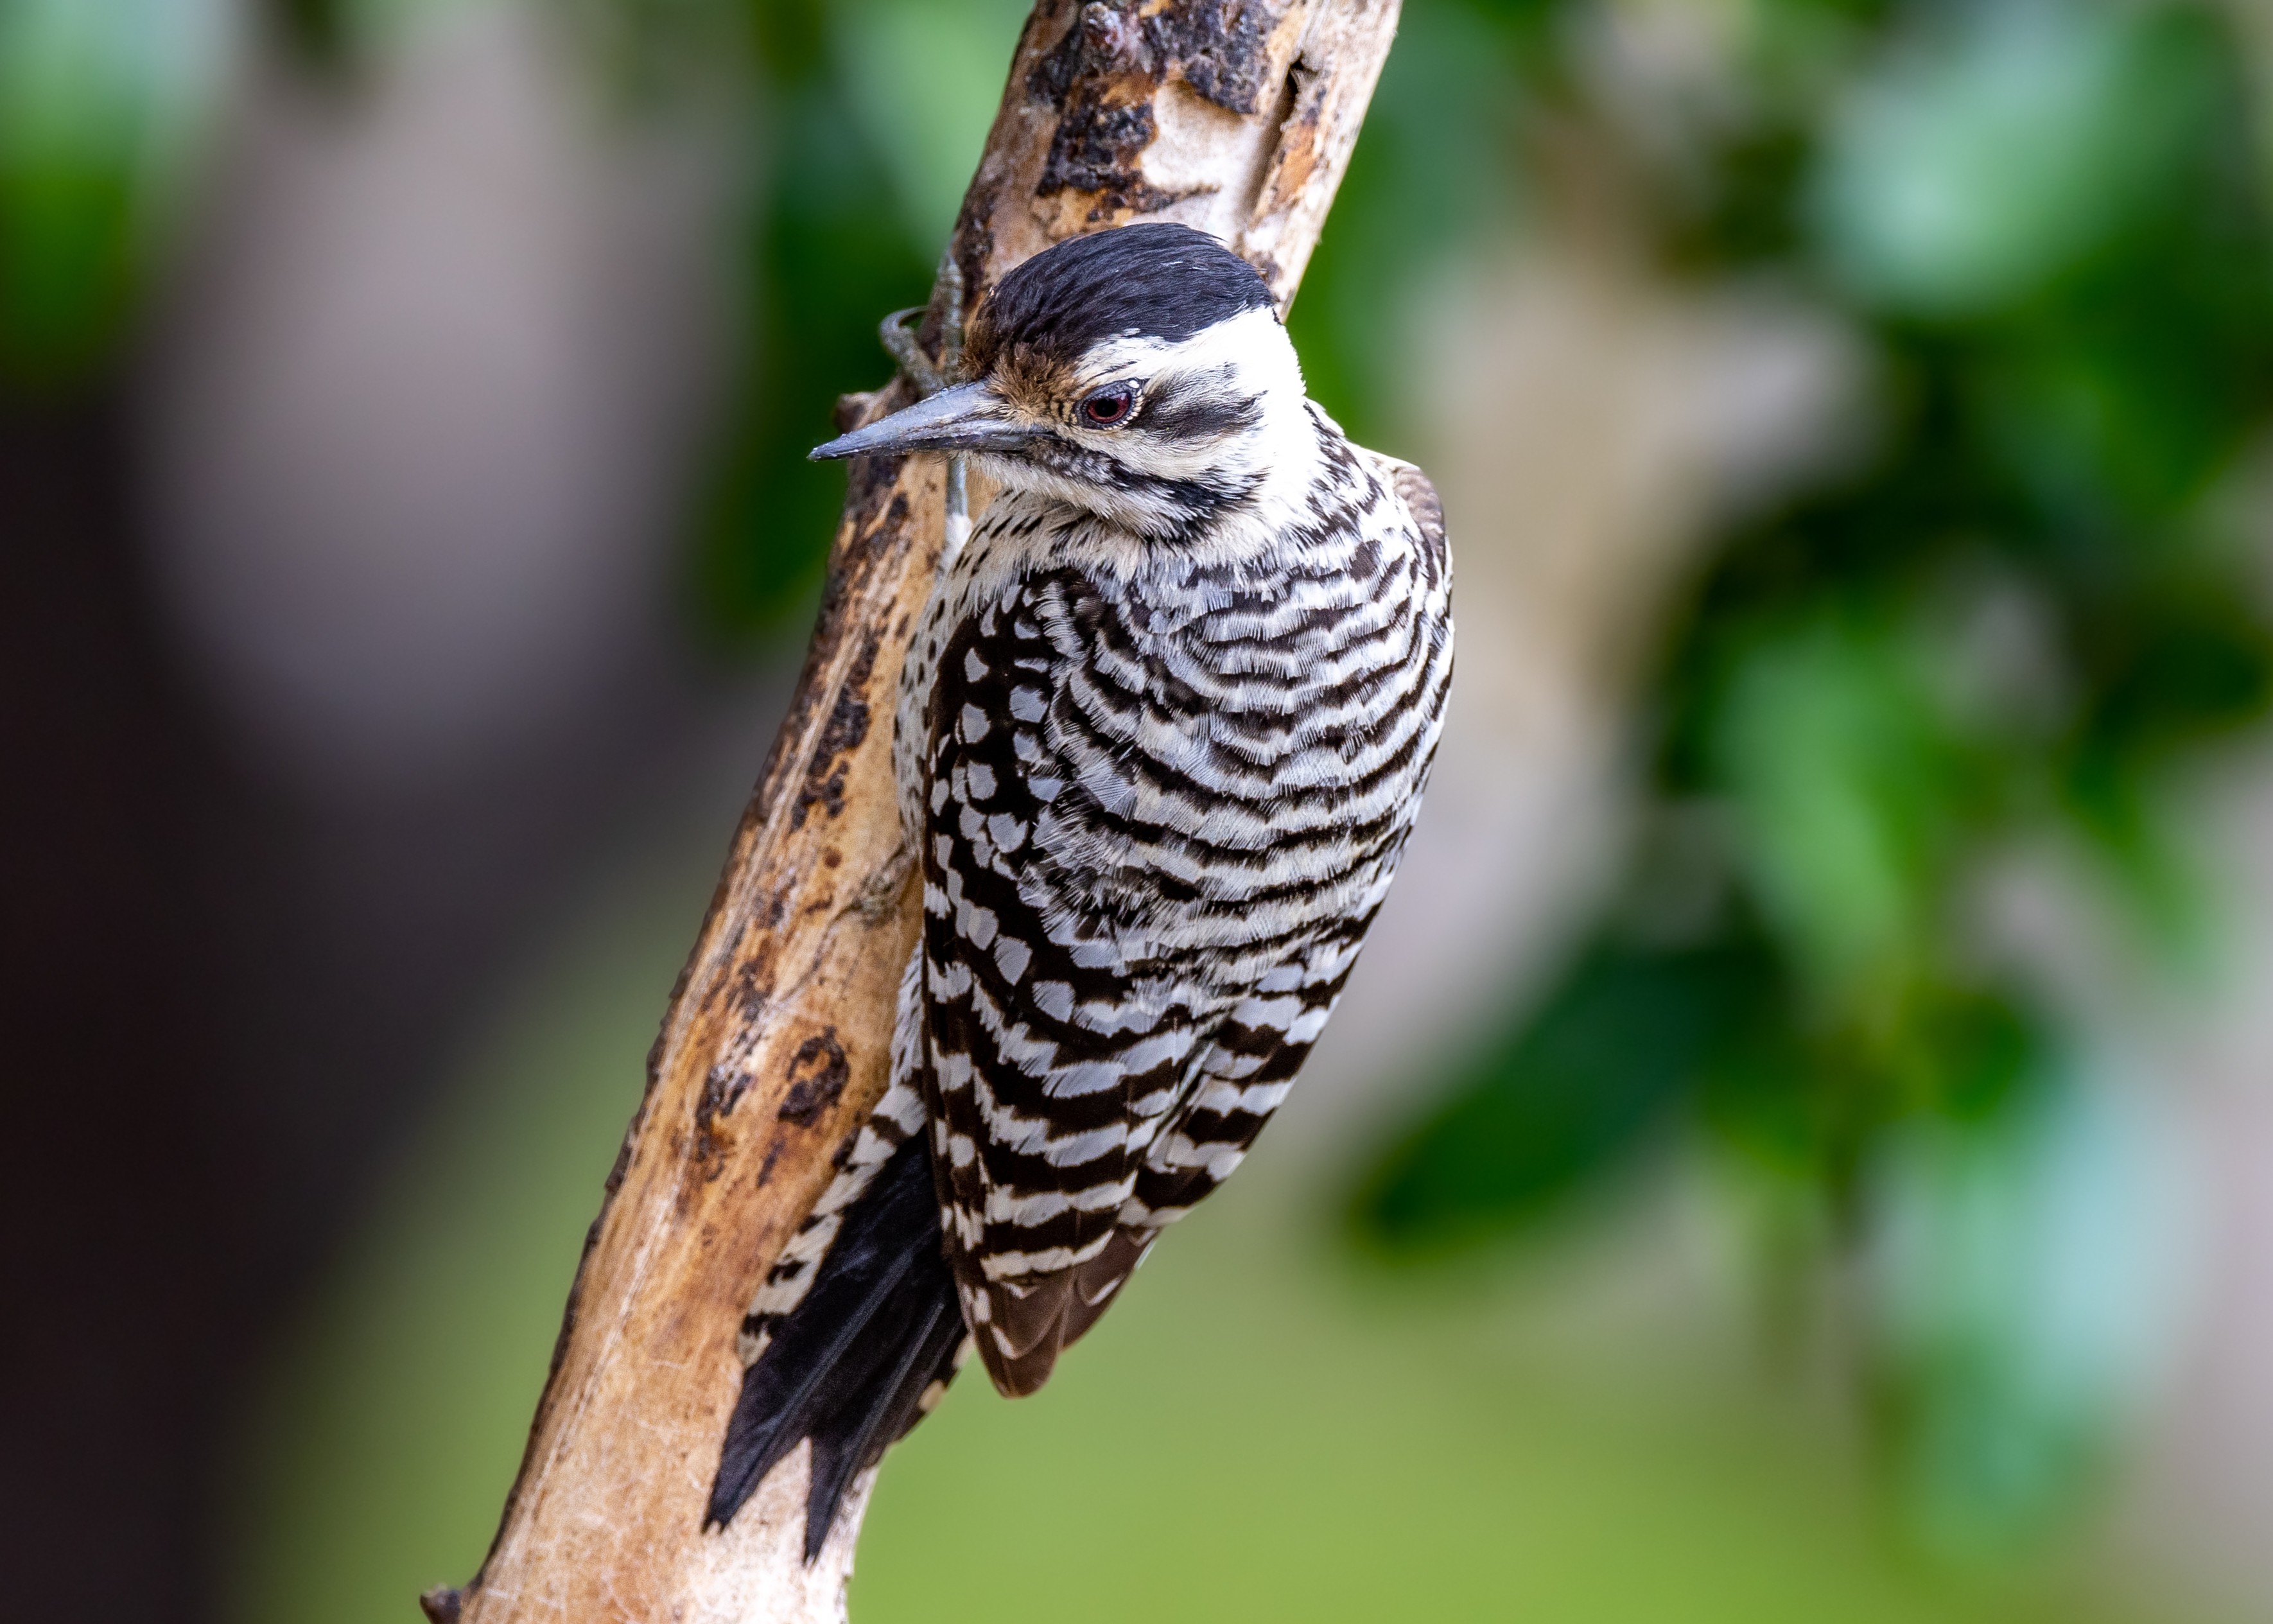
[
  {"left": 878, "top": 308, "right": 943, "bottom": 395},
  {"left": 878, "top": 249, "right": 967, "bottom": 397},
  {"left": 878, "top": 249, "right": 973, "bottom": 563}
]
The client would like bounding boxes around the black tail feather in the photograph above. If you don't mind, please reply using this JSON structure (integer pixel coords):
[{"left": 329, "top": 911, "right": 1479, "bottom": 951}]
[
  {"left": 803, "top": 1281, "right": 965, "bottom": 1557},
  {"left": 706, "top": 1135, "right": 964, "bottom": 1558}
]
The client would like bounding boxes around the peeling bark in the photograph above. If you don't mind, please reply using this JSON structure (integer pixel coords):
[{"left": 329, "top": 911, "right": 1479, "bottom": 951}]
[{"left": 434, "top": 4, "right": 1401, "bottom": 1620}]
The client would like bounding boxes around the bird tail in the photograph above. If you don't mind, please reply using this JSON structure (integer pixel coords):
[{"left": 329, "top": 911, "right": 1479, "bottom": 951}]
[{"left": 705, "top": 1131, "right": 968, "bottom": 1559}]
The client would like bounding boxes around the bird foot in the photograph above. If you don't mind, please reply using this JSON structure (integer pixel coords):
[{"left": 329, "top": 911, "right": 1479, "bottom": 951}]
[{"left": 878, "top": 249, "right": 972, "bottom": 562}]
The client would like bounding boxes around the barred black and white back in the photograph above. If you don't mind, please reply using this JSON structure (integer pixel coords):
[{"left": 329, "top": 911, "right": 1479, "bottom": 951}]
[{"left": 710, "top": 224, "right": 1452, "bottom": 1555}]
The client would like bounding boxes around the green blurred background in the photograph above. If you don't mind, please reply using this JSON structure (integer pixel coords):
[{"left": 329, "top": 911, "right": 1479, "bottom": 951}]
[{"left": 12, "top": 1, "right": 2273, "bottom": 1620}]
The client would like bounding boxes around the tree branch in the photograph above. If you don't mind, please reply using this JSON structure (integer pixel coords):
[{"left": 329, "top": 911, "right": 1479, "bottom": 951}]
[{"left": 426, "top": 4, "right": 1401, "bottom": 1620}]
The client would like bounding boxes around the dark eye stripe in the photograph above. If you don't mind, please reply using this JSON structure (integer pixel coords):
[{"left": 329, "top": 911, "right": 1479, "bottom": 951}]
[{"left": 1142, "top": 366, "right": 1261, "bottom": 442}]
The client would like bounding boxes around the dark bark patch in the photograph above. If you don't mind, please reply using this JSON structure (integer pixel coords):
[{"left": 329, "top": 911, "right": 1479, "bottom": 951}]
[
  {"left": 791, "top": 624, "right": 882, "bottom": 829},
  {"left": 1030, "top": 0, "right": 1288, "bottom": 216},
  {"left": 1151, "top": 0, "right": 1277, "bottom": 114},
  {"left": 693, "top": 1064, "right": 754, "bottom": 1177},
  {"left": 778, "top": 1029, "right": 851, "bottom": 1128}
]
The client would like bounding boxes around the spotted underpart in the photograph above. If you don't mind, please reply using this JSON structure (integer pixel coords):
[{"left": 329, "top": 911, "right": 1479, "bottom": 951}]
[{"left": 710, "top": 222, "right": 1453, "bottom": 1554}]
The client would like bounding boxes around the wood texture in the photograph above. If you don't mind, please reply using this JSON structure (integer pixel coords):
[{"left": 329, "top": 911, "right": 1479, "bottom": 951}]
[{"left": 431, "top": 4, "right": 1402, "bottom": 1620}]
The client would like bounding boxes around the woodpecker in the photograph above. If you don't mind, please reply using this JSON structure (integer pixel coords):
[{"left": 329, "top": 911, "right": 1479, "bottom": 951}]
[{"left": 707, "top": 223, "right": 1453, "bottom": 1554}]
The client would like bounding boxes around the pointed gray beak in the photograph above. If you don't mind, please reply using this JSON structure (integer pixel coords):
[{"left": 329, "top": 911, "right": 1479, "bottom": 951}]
[{"left": 809, "top": 381, "right": 1038, "bottom": 461}]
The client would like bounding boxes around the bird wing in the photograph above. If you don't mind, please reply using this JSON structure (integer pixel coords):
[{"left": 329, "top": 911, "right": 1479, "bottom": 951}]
[
  {"left": 959, "top": 911, "right": 1376, "bottom": 1395},
  {"left": 1124, "top": 916, "right": 1371, "bottom": 1225},
  {"left": 1371, "top": 453, "right": 1449, "bottom": 577}
]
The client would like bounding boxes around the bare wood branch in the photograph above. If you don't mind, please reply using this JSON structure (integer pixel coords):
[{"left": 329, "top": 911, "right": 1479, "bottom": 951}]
[{"left": 430, "top": 4, "right": 1402, "bottom": 1620}]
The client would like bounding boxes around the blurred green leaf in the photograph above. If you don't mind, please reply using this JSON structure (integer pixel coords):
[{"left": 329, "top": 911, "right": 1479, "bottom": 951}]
[
  {"left": 1809, "top": 1, "right": 2215, "bottom": 320},
  {"left": 0, "top": 0, "right": 232, "bottom": 384},
  {"left": 1354, "top": 941, "right": 1772, "bottom": 1254},
  {"left": 692, "top": 78, "right": 931, "bottom": 631},
  {"left": 1866, "top": 1063, "right": 2197, "bottom": 1563},
  {"left": 830, "top": 0, "right": 1031, "bottom": 249},
  {"left": 688, "top": 0, "right": 1039, "bottom": 639},
  {"left": 1706, "top": 609, "right": 1973, "bottom": 1006},
  {"left": 1288, "top": 0, "right": 1529, "bottom": 443}
]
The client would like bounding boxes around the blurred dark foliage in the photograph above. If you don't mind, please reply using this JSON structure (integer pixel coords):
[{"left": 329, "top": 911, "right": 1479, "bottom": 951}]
[
  {"left": 692, "top": 0, "right": 933, "bottom": 631},
  {"left": 267, "top": 0, "right": 352, "bottom": 65},
  {"left": 0, "top": 2, "right": 173, "bottom": 385},
  {"left": 1363, "top": 0, "right": 2272, "bottom": 1249},
  {"left": 1287, "top": 0, "right": 1535, "bottom": 439},
  {"left": 1353, "top": 0, "right": 2273, "bottom": 1557},
  {"left": 1359, "top": 939, "right": 1777, "bottom": 1245}
]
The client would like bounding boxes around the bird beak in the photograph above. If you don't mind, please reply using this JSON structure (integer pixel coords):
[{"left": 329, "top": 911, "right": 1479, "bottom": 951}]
[{"left": 809, "top": 381, "right": 1040, "bottom": 461}]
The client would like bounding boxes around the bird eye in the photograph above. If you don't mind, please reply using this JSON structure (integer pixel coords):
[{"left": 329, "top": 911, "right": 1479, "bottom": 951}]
[{"left": 1081, "top": 385, "right": 1135, "bottom": 426}]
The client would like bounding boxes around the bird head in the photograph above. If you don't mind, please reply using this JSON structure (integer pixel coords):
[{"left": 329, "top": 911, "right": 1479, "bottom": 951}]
[{"left": 811, "top": 223, "right": 1309, "bottom": 537}]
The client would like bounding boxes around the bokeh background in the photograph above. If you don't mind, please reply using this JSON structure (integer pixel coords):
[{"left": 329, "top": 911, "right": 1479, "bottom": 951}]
[{"left": 12, "top": 0, "right": 2273, "bottom": 1620}]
